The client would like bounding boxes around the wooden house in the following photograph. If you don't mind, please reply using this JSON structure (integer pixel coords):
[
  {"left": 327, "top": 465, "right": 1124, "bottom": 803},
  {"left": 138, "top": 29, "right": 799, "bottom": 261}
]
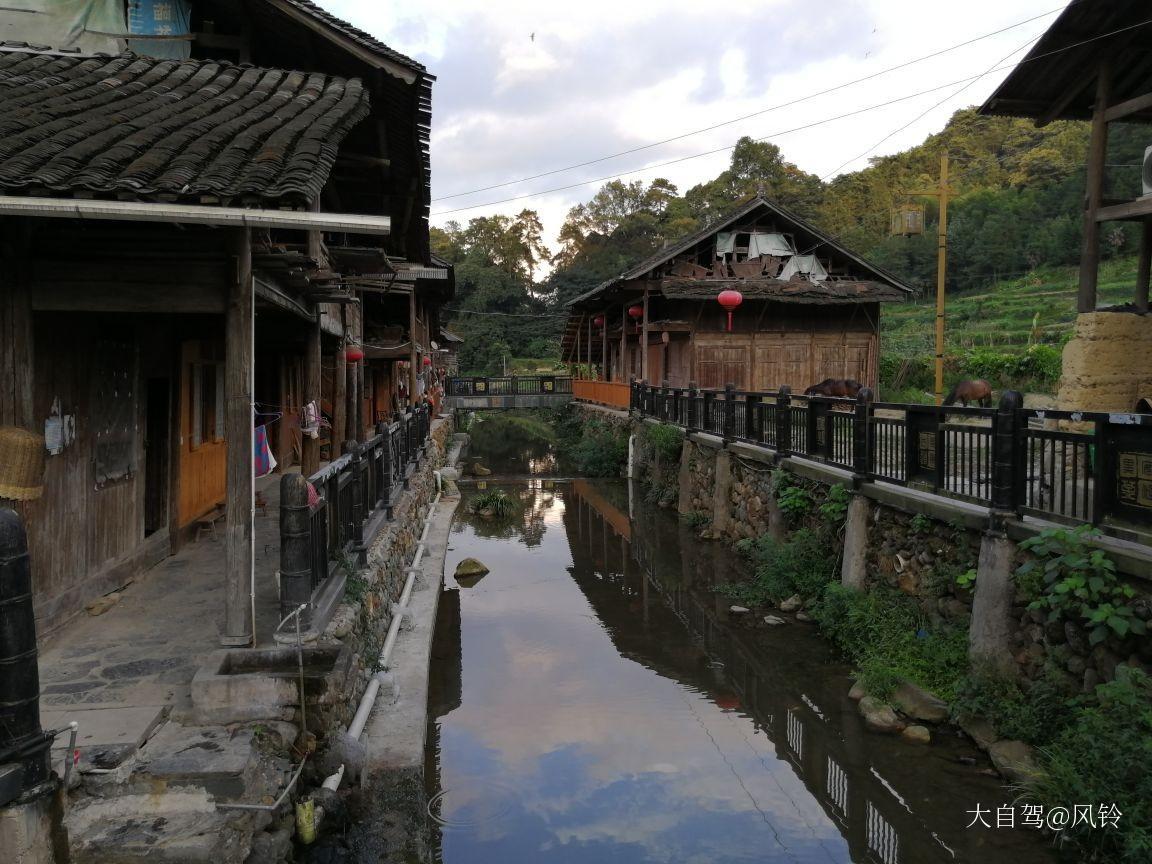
[
  {"left": 0, "top": 1, "right": 448, "bottom": 642},
  {"left": 563, "top": 197, "right": 912, "bottom": 405},
  {"left": 979, "top": 0, "right": 1152, "bottom": 412}
]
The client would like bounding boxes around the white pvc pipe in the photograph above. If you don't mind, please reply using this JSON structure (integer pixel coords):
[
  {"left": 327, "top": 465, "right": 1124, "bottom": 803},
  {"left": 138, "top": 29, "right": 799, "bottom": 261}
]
[
  {"left": 321, "top": 764, "right": 345, "bottom": 791},
  {"left": 345, "top": 493, "right": 442, "bottom": 746}
]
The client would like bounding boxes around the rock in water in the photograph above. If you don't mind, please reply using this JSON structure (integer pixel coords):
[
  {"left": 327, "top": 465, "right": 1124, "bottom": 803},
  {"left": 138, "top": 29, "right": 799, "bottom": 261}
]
[
  {"left": 988, "top": 740, "right": 1041, "bottom": 784},
  {"left": 455, "top": 558, "right": 489, "bottom": 587},
  {"left": 763, "top": 615, "right": 787, "bottom": 626},
  {"left": 779, "top": 594, "right": 802, "bottom": 613},
  {"left": 472, "top": 462, "right": 491, "bottom": 476},
  {"left": 729, "top": 605, "right": 750, "bottom": 614},
  {"left": 902, "top": 725, "right": 932, "bottom": 745},
  {"left": 859, "top": 696, "right": 904, "bottom": 734},
  {"left": 890, "top": 681, "right": 950, "bottom": 723}
]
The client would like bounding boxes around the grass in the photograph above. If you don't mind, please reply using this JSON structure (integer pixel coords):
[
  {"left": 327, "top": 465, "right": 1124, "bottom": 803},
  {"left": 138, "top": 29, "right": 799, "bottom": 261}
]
[{"left": 883, "top": 257, "right": 1137, "bottom": 357}]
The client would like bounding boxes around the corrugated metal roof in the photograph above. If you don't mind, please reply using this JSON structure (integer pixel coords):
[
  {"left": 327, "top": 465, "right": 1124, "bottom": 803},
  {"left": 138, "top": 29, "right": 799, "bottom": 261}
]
[{"left": 0, "top": 49, "right": 370, "bottom": 206}]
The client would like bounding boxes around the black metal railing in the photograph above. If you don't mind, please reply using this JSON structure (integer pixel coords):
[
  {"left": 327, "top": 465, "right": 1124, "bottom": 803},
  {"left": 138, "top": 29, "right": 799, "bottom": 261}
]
[
  {"left": 280, "top": 404, "right": 433, "bottom": 617},
  {"left": 449, "top": 375, "right": 574, "bottom": 397},
  {"left": 631, "top": 382, "right": 1152, "bottom": 533}
]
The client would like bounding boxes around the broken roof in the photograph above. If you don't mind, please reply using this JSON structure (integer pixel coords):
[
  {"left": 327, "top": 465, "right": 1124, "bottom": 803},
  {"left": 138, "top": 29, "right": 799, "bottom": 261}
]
[
  {"left": 0, "top": 49, "right": 370, "bottom": 206},
  {"left": 566, "top": 195, "right": 914, "bottom": 308},
  {"left": 269, "top": 0, "right": 427, "bottom": 77},
  {"left": 980, "top": 0, "right": 1152, "bottom": 125}
]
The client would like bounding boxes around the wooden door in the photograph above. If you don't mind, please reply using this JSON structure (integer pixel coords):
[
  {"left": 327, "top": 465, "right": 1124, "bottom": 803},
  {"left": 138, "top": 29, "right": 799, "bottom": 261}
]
[{"left": 696, "top": 343, "right": 749, "bottom": 389}]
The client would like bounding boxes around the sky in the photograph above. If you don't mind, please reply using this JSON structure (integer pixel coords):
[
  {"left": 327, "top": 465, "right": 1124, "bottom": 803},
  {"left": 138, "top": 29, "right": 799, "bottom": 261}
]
[{"left": 323, "top": 0, "right": 1067, "bottom": 253}]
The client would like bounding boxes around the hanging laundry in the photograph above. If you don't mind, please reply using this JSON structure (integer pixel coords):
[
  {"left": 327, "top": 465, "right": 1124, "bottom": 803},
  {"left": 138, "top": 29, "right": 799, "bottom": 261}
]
[
  {"left": 253, "top": 425, "right": 277, "bottom": 478},
  {"left": 301, "top": 401, "right": 321, "bottom": 439}
]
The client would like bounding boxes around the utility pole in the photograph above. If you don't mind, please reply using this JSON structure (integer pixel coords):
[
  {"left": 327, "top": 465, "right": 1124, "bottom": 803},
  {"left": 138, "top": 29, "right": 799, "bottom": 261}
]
[{"left": 909, "top": 153, "right": 952, "bottom": 405}]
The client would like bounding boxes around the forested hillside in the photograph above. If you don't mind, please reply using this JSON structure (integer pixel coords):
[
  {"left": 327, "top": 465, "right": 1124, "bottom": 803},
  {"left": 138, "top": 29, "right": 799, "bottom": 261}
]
[{"left": 436, "top": 107, "right": 1149, "bottom": 376}]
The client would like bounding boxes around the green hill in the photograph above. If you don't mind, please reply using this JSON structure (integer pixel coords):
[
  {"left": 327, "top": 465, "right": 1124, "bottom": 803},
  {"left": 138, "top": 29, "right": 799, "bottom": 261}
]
[{"left": 879, "top": 257, "right": 1138, "bottom": 400}]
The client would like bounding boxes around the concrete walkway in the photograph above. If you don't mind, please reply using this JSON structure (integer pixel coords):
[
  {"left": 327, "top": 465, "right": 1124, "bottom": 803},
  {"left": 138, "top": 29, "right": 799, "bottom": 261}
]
[{"left": 38, "top": 471, "right": 286, "bottom": 762}]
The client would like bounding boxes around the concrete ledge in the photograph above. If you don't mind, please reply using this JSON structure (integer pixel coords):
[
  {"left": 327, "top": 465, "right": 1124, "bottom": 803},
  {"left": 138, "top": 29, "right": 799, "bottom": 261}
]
[
  {"left": 687, "top": 431, "right": 725, "bottom": 450},
  {"left": 364, "top": 495, "right": 460, "bottom": 790}
]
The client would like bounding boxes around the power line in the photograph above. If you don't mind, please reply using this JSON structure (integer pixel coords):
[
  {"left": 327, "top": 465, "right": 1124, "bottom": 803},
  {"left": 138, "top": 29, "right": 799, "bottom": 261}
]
[
  {"left": 431, "top": 4, "right": 1080, "bottom": 203},
  {"left": 431, "top": 12, "right": 1152, "bottom": 220},
  {"left": 816, "top": 35, "right": 1040, "bottom": 182}
]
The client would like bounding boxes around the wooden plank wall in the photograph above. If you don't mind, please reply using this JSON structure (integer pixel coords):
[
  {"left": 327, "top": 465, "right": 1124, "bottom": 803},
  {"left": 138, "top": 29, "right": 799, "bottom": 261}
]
[{"left": 8, "top": 315, "right": 174, "bottom": 633}]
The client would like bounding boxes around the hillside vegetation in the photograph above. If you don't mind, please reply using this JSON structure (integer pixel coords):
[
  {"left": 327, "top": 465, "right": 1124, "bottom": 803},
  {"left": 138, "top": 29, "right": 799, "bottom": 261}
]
[
  {"left": 435, "top": 107, "right": 1147, "bottom": 379},
  {"left": 879, "top": 257, "right": 1138, "bottom": 399}
]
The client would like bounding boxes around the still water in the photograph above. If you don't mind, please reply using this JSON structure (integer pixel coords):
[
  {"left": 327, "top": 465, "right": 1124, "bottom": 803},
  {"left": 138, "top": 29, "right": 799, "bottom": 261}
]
[{"left": 424, "top": 478, "right": 1057, "bottom": 864}]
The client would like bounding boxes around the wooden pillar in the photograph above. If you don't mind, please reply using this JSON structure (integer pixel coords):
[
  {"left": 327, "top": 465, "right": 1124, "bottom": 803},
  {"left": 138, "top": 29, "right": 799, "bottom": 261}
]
[
  {"left": 1078, "top": 62, "right": 1111, "bottom": 314},
  {"left": 301, "top": 313, "right": 321, "bottom": 476},
  {"left": 0, "top": 232, "right": 33, "bottom": 428},
  {"left": 1137, "top": 217, "right": 1152, "bottom": 314},
  {"left": 620, "top": 305, "right": 627, "bottom": 383},
  {"left": 601, "top": 310, "right": 608, "bottom": 381},
  {"left": 575, "top": 315, "right": 582, "bottom": 379},
  {"left": 408, "top": 290, "right": 418, "bottom": 406},
  {"left": 586, "top": 315, "right": 592, "bottom": 374},
  {"left": 333, "top": 308, "right": 347, "bottom": 453},
  {"left": 222, "top": 228, "right": 254, "bottom": 648},
  {"left": 641, "top": 286, "right": 650, "bottom": 382}
]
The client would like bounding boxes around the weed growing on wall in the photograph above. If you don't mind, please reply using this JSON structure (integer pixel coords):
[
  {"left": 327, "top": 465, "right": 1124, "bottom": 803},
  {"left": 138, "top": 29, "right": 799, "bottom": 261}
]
[
  {"left": 771, "top": 470, "right": 813, "bottom": 523},
  {"left": 555, "top": 409, "right": 628, "bottom": 476},
  {"left": 643, "top": 423, "right": 683, "bottom": 463},
  {"left": 722, "top": 529, "right": 838, "bottom": 607},
  {"left": 1019, "top": 525, "right": 1147, "bottom": 645},
  {"left": 813, "top": 583, "right": 969, "bottom": 701}
]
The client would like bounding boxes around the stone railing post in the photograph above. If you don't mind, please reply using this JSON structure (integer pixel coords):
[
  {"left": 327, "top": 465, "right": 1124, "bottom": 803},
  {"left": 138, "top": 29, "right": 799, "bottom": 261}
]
[
  {"left": 776, "top": 386, "right": 792, "bottom": 456},
  {"left": 853, "top": 387, "right": 874, "bottom": 485},
  {"left": 990, "top": 390, "right": 1023, "bottom": 523},
  {"left": 723, "top": 383, "right": 736, "bottom": 440}
]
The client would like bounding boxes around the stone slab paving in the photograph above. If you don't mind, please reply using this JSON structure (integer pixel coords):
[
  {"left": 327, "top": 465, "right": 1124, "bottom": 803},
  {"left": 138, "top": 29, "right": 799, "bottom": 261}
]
[{"left": 37, "top": 472, "right": 285, "bottom": 766}]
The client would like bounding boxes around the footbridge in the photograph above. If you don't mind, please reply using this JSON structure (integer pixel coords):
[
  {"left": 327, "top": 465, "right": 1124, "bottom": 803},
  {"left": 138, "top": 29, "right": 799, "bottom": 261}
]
[{"left": 447, "top": 376, "right": 632, "bottom": 410}]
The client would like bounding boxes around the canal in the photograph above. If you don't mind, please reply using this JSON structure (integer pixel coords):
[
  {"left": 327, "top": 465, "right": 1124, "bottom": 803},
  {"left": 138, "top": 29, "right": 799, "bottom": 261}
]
[{"left": 420, "top": 435, "right": 1058, "bottom": 863}]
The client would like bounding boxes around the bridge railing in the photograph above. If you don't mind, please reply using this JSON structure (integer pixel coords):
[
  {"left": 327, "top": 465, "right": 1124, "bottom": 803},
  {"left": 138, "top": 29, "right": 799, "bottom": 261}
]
[
  {"left": 573, "top": 379, "right": 631, "bottom": 409},
  {"left": 631, "top": 382, "right": 1152, "bottom": 533},
  {"left": 450, "top": 375, "right": 573, "bottom": 397},
  {"left": 279, "top": 404, "right": 432, "bottom": 619}
]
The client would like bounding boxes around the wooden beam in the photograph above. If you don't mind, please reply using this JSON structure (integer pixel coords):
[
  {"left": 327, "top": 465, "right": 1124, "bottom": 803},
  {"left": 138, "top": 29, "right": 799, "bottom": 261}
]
[
  {"left": 1095, "top": 197, "right": 1152, "bottom": 223},
  {"left": 619, "top": 304, "right": 627, "bottom": 384},
  {"left": 302, "top": 315, "right": 322, "bottom": 476},
  {"left": 1078, "top": 62, "right": 1111, "bottom": 314},
  {"left": 1036, "top": 77, "right": 1090, "bottom": 128},
  {"left": 222, "top": 229, "right": 254, "bottom": 648},
  {"left": 30, "top": 282, "right": 226, "bottom": 314},
  {"left": 1104, "top": 90, "right": 1152, "bottom": 123},
  {"left": 1138, "top": 218, "right": 1152, "bottom": 314}
]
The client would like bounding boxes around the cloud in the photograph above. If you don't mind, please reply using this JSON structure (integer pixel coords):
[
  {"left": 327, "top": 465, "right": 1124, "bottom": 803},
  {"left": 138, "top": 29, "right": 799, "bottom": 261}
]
[{"left": 324, "top": 0, "right": 1065, "bottom": 252}]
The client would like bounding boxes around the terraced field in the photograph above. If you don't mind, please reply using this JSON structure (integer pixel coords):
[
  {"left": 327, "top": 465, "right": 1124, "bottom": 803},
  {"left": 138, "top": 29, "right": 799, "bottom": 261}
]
[{"left": 882, "top": 257, "right": 1138, "bottom": 355}]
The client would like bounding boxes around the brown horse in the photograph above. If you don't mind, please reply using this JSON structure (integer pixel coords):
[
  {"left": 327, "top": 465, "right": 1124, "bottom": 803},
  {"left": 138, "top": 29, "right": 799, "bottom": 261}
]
[
  {"left": 804, "top": 378, "right": 863, "bottom": 398},
  {"left": 943, "top": 379, "right": 993, "bottom": 408}
]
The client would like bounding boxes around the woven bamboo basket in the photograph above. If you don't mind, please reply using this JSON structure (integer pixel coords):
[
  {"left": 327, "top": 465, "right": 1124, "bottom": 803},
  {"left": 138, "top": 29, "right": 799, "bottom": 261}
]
[{"left": 0, "top": 427, "right": 45, "bottom": 501}]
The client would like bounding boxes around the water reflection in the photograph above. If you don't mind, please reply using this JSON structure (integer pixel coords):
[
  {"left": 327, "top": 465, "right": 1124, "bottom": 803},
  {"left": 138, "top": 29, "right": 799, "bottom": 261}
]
[{"left": 425, "top": 481, "right": 1055, "bottom": 864}]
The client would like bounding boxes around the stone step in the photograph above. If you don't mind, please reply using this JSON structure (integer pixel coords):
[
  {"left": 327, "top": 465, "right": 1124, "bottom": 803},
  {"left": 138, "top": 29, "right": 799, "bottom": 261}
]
[{"left": 67, "top": 791, "right": 255, "bottom": 864}]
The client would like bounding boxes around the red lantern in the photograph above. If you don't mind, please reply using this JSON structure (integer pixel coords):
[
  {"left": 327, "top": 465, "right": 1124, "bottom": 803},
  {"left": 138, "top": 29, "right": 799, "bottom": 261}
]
[
  {"left": 717, "top": 289, "right": 743, "bottom": 332},
  {"left": 593, "top": 315, "right": 605, "bottom": 327},
  {"left": 345, "top": 344, "right": 365, "bottom": 363},
  {"left": 627, "top": 305, "right": 643, "bottom": 320},
  {"left": 422, "top": 355, "right": 433, "bottom": 368}
]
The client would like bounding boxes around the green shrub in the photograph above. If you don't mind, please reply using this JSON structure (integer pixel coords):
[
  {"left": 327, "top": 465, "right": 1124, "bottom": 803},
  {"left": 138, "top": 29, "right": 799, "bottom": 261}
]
[
  {"left": 812, "top": 583, "right": 969, "bottom": 701},
  {"left": 682, "top": 510, "right": 710, "bottom": 530},
  {"left": 772, "top": 470, "right": 812, "bottom": 521},
  {"left": 718, "top": 528, "right": 837, "bottom": 607},
  {"left": 954, "top": 664, "right": 1079, "bottom": 746},
  {"left": 644, "top": 423, "right": 683, "bottom": 463},
  {"left": 469, "top": 489, "right": 514, "bottom": 518},
  {"left": 818, "top": 484, "right": 851, "bottom": 524},
  {"left": 1031, "top": 667, "right": 1152, "bottom": 863},
  {"left": 1019, "top": 525, "right": 1146, "bottom": 646},
  {"left": 565, "top": 417, "right": 628, "bottom": 477}
]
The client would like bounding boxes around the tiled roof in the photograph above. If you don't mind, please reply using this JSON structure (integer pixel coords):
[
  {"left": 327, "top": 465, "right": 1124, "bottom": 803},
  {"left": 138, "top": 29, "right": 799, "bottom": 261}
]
[
  {"left": 276, "top": 0, "right": 426, "bottom": 73},
  {"left": 659, "top": 278, "right": 908, "bottom": 304},
  {"left": 0, "top": 50, "right": 371, "bottom": 205}
]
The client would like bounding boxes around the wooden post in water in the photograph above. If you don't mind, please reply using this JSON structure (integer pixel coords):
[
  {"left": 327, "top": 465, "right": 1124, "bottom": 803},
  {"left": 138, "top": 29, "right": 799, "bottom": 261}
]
[{"left": 222, "top": 228, "right": 254, "bottom": 647}]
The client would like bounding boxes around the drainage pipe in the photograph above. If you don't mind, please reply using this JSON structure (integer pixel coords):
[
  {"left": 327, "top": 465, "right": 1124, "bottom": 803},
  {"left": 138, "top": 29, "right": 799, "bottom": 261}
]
[{"left": 335, "top": 492, "right": 443, "bottom": 776}]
